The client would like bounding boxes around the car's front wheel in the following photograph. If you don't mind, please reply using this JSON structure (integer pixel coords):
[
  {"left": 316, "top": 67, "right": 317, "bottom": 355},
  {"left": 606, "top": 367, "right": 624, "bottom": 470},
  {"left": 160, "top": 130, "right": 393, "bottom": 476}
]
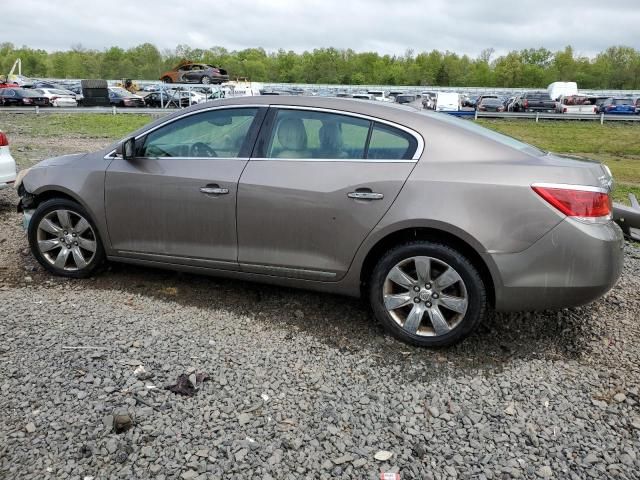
[
  {"left": 200, "top": 75, "right": 211, "bottom": 84},
  {"left": 28, "top": 198, "right": 104, "bottom": 278},
  {"left": 369, "top": 242, "right": 486, "bottom": 347}
]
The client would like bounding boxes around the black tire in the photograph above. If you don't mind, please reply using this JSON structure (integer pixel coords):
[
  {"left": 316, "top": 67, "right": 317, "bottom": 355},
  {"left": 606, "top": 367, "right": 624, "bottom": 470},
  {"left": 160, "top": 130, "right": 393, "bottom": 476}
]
[
  {"left": 162, "top": 76, "right": 173, "bottom": 83},
  {"left": 368, "top": 241, "right": 486, "bottom": 347},
  {"left": 28, "top": 198, "right": 105, "bottom": 279},
  {"left": 200, "top": 75, "right": 211, "bottom": 84}
]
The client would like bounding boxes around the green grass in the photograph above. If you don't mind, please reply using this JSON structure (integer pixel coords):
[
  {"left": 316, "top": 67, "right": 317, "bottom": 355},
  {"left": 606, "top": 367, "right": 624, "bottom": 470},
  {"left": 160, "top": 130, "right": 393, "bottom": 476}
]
[
  {"left": 477, "top": 119, "right": 640, "bottom": 204},
  {"left": 0, "top": 113, "right": 152, "bottom": 139}
]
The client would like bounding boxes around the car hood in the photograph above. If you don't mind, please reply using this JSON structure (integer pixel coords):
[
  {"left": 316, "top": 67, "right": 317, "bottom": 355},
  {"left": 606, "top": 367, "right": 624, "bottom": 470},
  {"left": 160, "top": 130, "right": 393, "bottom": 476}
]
[{"left": 33, "top": 153, "right": 88, "bottom": 168}]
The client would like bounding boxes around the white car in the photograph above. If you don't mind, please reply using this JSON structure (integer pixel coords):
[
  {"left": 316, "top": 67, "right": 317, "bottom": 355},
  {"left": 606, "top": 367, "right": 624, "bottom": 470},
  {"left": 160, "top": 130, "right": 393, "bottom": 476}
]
[
  {"left": 34, "top": 88, "right": 78, "bottom": 107},
  {"left": 555, "top": 95, "right": 597, "bottom": 115},
  {"left": 0, "top": 130, "right": 17, "bottom": 190}
]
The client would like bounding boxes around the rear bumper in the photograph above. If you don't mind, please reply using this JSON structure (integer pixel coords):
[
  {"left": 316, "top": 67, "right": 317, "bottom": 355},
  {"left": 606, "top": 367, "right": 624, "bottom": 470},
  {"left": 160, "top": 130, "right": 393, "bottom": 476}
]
[{"left": 492, "top": 218, "right": 624, "bottom": 311}]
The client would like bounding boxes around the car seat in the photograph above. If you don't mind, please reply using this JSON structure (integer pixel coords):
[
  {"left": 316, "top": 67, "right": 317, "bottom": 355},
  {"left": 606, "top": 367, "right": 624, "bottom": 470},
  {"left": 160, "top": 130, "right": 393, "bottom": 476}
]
[
  {"left": 318, "top": 123, "right": 346, "bottom": 158},
  {"left": 274, "top": 118, "right": 310, "bottom": 158}
]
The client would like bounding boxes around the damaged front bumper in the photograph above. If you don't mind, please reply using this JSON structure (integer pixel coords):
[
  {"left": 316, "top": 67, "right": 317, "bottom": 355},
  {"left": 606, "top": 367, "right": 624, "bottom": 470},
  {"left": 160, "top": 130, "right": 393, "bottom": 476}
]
[{"left": 16, "top": 180, "right": 36, "bottom": 231}]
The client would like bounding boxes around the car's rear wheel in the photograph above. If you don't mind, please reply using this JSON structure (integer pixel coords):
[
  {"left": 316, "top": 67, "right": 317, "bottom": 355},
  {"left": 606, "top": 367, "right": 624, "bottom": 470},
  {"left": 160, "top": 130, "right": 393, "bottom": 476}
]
[
  {"left": 161, "top": 76, "right": 172, "bottom": 83},
  {"left": 369, "top": 242, "right": 486, "bottom": 347},
  {"left": 200, "top": 75, "right": 211, "bottom": 84},
  {"left": 28, "top": 198, "right": 104, "bottom": 278}
]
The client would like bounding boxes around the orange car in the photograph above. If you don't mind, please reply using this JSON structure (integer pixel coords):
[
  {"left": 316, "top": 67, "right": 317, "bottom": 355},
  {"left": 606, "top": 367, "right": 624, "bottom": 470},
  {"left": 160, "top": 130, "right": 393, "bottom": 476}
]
[{"left": 160, "top": 62, "right": 229, "bottom": 84}]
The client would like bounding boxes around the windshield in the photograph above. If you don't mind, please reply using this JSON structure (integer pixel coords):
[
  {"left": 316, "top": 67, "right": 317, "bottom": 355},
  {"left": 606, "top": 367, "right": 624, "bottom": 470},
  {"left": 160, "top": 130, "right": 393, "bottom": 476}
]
[
  {"left": 420, "top": 110, "right": 545, "bottom": 156},
  {"left": 481, "top": 99, "right": 502, "bottom": 106},
  {"left": 613, "top": 98, "right": 633, "bottom": 105}
]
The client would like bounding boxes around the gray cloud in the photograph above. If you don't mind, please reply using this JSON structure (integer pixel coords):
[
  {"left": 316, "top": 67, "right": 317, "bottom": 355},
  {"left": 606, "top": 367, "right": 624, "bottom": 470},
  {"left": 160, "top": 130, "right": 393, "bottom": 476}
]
[{"left": 2, "top": 0, "right": 639, "bottom": 57}]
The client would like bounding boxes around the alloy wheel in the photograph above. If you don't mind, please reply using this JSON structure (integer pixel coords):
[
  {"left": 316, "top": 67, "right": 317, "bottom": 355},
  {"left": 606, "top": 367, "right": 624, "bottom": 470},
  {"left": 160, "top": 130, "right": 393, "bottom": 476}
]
[
  {"left": 35, "top": 209, "right": 97, "bottom": 271},
  {"left": 383, "top": 256, "right": 468, "bottom": 337}
]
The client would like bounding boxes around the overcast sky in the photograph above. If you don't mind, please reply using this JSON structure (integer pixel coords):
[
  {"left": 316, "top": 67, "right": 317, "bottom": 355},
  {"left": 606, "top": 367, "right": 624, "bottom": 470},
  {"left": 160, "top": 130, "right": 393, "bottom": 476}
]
[{"left": 3, "top": 0, "right": 639, "bottom": 57}]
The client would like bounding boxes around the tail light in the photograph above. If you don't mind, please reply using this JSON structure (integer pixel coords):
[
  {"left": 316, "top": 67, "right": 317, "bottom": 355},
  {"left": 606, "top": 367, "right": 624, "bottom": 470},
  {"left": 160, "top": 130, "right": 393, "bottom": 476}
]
[
  {"left": 563, "top": 107, "right": 567, "bottom": 113},
  {"left": 524, "top": 99, "right": 529, "bottom": 108},
  {"left": 532, "top": 184, "right": 612, "bottom": 222},
  {"left": 23, "top": 98, "right": 33, "bottom": 104},
  {"left": 0, "top": 132, "right": 8, "bottom": 146},
  {"left": 607, "top": 105, "right": 614, "bottom": 110}
]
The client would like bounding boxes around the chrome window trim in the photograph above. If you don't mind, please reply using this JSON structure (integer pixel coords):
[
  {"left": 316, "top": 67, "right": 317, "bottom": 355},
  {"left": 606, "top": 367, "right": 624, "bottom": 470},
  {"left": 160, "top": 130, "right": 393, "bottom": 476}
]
[
  {"left": 250, "top": 158, "right": 417, "bottom": 163},
  {"left": 104, "top": 103, "right": 426, "bottom": 161},
  {"left": 124, "top": 157, "right": 249, "bottom": 161},
  {"left": 531, "top": 182, "right": 609, "bottom": 194},
  {"left": 104, "top": 104, "right": 263, "bottom": 159},
  {"left": 268, "top": 104, "right": 425, "bottom": 161}
]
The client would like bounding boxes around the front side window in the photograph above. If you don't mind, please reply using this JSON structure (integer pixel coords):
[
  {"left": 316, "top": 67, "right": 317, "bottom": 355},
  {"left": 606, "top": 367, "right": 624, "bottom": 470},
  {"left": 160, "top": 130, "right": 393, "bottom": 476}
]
[
  {"left": 266, "top": 110, "right": 370, "bottom": 159},
  {"left": 141, "top": 108, "right": 258, "bottom": 158}
]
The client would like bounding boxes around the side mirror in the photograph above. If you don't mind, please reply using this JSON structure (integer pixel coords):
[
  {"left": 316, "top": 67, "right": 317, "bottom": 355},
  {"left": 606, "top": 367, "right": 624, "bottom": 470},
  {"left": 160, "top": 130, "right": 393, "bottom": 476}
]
[{"left": 116, "top": 137, "right": 136, "bottom": 160}]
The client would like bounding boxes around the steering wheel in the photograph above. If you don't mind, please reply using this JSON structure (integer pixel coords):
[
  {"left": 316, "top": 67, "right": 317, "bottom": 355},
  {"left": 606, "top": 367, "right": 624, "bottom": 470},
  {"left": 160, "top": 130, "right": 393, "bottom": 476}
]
[{"left": 190, "top": 142, "right": 217, "bottom": 157}]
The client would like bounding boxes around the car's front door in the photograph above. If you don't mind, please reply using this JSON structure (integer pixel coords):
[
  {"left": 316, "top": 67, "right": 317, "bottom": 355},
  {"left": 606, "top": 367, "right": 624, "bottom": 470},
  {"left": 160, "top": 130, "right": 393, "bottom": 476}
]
[
  {"left": 105, "top": 106, "right": 265, "bottom": 269},
  {"left": 237, "top": 107, "right": 421, "bottom": 281}
]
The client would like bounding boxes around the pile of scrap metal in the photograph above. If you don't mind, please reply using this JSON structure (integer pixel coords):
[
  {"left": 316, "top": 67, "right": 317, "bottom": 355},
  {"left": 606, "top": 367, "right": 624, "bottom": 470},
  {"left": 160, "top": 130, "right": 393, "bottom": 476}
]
[{"left": 614, "top": 194, "right": 640, "bottom": 241}]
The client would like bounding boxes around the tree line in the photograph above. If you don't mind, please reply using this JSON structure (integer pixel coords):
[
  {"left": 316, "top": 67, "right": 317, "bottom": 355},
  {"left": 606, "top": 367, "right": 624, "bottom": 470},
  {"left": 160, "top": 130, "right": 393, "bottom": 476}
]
[{"left": 1, "top": 42, "right": 640, "bottom": 89}]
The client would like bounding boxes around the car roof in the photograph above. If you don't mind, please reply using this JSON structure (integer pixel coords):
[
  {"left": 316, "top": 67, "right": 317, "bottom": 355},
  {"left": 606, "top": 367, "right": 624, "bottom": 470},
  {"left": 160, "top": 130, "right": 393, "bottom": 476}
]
[{"left": 163, "top": 95, "right": 429, "bottom": 121}]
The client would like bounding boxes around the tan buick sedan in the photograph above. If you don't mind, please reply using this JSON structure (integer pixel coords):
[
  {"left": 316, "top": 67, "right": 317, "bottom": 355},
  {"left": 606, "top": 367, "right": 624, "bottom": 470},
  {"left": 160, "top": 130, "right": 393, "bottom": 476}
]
[{"left": 16, "top": 96, "right": 623, "bottom": 347}]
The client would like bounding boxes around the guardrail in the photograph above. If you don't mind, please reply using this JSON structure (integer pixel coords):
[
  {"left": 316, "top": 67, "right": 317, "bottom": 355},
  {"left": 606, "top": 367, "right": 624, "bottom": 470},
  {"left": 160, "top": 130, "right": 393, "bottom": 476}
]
[
  {"left": 0, "top": 106, "right": 174, "bottom": 116},
  {"left": 1, "top": 106, "right": 639, "bottom": 123},
  {"left": 470, "top": 111, "right": 640, "bottom": 123}
]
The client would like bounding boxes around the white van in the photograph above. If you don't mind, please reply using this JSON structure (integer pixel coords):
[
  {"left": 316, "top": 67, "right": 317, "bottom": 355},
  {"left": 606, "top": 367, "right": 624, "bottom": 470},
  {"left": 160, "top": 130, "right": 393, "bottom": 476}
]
[
  {"left": 367, "top": 90, "right": 393, "bottom": 102},
  {"left": 435, "top": 92, "right": 461, "bottom": 112},
  {"left": 547, "top": 82, "right": 578, "bottom": 101}
]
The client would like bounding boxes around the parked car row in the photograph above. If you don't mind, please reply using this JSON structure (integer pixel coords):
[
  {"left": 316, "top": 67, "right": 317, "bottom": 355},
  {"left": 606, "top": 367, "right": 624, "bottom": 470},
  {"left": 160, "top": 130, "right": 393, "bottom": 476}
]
[
  {"left": 0, "top": 81, "right": 82, "bottom": 107},
  {"left": 468, "top": 91, "right": 640, "bottom": 115}
]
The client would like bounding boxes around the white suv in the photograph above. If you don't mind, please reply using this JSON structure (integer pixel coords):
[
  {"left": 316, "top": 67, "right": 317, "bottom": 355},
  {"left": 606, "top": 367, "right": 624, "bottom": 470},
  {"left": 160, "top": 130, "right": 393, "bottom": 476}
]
[{"left": 0, "top": 130, "right": 17, "bottom": 189}]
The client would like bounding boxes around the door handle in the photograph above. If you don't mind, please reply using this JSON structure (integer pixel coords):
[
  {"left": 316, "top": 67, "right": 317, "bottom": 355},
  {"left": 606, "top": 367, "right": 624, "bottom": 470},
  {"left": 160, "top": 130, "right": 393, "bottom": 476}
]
[
  {"left": 348, "top": 191, "right": 384, "bottom": 200},
  {"left": 200, "top": 186, "right": 229, "bottom": 195}
]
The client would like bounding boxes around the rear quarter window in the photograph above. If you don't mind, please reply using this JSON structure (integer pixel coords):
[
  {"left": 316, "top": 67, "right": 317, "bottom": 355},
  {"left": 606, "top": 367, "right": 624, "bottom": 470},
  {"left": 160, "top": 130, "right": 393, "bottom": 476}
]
[{"left": 367, "top": 123, "right": 417, "bottom": 160}]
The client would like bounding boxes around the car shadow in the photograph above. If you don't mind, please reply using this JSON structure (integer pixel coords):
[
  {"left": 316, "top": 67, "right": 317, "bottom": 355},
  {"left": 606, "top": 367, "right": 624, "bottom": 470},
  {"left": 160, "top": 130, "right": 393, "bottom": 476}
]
[{"left": 71, "top": 260, "right": 595, "bottom": 377}]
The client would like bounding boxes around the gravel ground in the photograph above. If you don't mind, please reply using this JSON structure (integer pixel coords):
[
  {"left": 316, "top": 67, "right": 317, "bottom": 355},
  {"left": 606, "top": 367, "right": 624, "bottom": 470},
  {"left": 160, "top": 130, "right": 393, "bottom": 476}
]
[{"left": 0, "top": 130, "right": 639, "bottom": 479}]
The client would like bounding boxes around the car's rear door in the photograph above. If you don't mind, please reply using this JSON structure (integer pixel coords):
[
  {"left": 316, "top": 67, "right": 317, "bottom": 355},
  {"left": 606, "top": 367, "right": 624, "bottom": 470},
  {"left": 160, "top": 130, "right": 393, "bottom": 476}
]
[
  {"left": 183, "top": 65, "right": 203, "bottom": 83},
  {"left": 105, "top": 106, "right": 266, "bottom": 269},
  {"left": 236, "top": 107, "right": 422, "bottom": 281}
]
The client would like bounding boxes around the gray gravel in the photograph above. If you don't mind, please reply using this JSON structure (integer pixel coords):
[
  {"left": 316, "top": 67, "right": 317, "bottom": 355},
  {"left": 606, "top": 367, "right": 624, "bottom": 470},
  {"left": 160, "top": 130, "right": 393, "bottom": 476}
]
[{"left": 1, "top": 134, "right": 639, "bottom": 479}]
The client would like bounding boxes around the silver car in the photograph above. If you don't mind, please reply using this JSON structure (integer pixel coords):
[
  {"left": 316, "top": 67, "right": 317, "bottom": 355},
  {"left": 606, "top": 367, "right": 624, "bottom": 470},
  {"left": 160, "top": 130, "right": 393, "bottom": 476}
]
[{"left": 16, "top": 97, "right": 624, "bottom": 347}]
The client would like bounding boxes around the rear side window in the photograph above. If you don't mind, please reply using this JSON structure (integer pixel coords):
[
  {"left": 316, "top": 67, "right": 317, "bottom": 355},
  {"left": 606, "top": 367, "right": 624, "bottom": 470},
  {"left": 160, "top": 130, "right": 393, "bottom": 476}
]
[
  {"left": 266, "top": 110, "right": 370, "bottom": 159},
  {"left": 367, "top": 123, "right": 417, "bottom": 160},
  {"left": 264, "top": 109, "right": 419, "bottom": 161}
]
